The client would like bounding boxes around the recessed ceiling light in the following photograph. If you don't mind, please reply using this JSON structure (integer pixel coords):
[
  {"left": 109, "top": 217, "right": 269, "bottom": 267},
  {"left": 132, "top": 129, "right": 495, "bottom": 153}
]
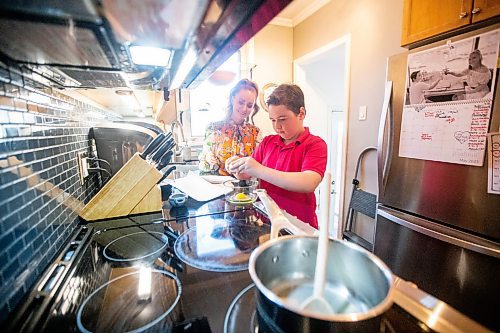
[{"left": 129, "top": 45, "right": 172, "bottom": 67}]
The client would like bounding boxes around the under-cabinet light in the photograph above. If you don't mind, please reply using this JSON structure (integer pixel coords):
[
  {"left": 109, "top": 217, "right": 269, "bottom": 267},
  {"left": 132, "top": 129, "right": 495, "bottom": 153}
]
[
  {"left": 170, "top": 49, "right": 197, "bottom": 89},
  {"left": 129, "top": 45, "right": 172, "bottom": 67}
]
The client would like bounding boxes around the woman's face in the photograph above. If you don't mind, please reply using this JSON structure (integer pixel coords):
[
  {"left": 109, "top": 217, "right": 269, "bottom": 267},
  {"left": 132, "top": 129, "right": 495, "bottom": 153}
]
[
  {"left": 469, "top": 52, "right": 482, "bottom": 68},
  {"left": 268, "top": 104, "right": 305, "bottom": 144},
  {"left": 231, "top": 88, "right": 256, "bottom": 124}
]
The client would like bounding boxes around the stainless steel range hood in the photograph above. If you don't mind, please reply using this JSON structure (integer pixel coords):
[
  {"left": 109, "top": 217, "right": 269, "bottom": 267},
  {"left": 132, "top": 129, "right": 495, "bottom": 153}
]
[{"left": 0, "top": 0, "right": 291, "bottom": 90}]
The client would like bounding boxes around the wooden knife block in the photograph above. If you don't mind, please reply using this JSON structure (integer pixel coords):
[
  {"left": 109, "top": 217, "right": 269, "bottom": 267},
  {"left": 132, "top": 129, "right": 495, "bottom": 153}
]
[{"left": 80, "top": 153, "right": 163, "bottom": 221}]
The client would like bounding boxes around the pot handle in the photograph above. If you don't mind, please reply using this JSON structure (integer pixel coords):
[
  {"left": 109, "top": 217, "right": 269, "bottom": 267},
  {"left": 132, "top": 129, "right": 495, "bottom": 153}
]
[{"left": 255, "top": 189, "right": 303, "bottom": 239}]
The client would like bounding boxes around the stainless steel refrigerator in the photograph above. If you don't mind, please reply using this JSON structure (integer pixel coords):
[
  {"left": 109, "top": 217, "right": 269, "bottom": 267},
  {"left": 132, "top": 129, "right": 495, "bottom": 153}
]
[{"left": 374, "top": 28, "right": 500, "bottom": 332}]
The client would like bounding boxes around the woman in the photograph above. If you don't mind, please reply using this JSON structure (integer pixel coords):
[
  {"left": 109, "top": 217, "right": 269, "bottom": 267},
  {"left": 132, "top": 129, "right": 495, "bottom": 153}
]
[
  {"left": 444, "top": 49, "right": 491, "bottom": 100},
  {"left": 198, "top": 79, "right": 261, "bottom": 175},
  {"left": 225, "top": 84, "right": 327, "bottom": 228}
]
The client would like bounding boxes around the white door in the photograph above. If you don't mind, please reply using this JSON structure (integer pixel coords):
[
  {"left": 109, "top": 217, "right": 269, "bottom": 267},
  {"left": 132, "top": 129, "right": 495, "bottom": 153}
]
[
  {"left": 328, "top": 108, "right": 344, "bottom": 235},
  {"left": 293, "top": 36, "right": 350, "bottom": 238}
]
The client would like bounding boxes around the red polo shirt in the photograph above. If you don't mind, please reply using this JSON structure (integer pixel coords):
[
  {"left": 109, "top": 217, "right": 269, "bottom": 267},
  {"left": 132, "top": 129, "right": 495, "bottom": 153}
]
[{"left": 252, "top": 127, "right": 327, "bottom": 228}]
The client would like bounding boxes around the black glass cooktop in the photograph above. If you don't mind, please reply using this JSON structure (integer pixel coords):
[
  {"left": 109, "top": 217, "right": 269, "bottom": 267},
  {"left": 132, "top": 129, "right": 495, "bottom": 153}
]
[
  {"left": 6, "top": 198, "right": 271, "bottom": 333},
  {"left": 5, "top": 197, "right": 466, "bottom": 333}
]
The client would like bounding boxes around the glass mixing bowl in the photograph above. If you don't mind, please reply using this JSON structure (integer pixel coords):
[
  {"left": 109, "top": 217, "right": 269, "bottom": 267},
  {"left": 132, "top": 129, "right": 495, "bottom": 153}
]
[{"left": 223, "top": 179, "right": 258, "bottom": 205}]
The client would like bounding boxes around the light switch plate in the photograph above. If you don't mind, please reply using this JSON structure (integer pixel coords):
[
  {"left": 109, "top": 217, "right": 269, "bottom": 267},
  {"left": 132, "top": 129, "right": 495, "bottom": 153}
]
[{"left": 359, "top": 105, "right": 367, "bottom": 121}]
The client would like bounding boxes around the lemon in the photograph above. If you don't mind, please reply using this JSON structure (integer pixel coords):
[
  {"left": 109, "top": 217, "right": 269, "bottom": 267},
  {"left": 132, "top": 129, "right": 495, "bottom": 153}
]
[{"left": 234, "top": 193, "right": 249, "bottom": 201}]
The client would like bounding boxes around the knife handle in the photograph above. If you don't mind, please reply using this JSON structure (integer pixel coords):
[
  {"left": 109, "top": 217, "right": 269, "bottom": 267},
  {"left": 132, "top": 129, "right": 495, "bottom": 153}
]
[
  {"left": 140, "top": 133, "right": 166, "bottom": 159},
  {"left": 157, "top": 150, "right": 174, "bottom": 170},
  {"left": 164, "top": 141, "right": 176, "bottom": 154},
  {"left": 159, "top": 165, "right": 177, "bottom": 183},
  {"left": 148, "top": 139, "right": 171, "bottom": 163}
]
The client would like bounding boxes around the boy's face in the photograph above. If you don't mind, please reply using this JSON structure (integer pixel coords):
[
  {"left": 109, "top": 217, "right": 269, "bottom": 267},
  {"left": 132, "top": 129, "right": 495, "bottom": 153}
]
[{"left": 268, "top": 104, "right": 305, "bottom": 143}]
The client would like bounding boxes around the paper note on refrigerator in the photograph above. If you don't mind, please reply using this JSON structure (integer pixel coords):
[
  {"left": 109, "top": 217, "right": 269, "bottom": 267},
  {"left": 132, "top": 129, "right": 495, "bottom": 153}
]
[
  {"left": 487, "top": 133, "right": 500, "bottom": 194},
  {"left": 399, "top": 29, "right": 499, "bottom": 166},
  {"left": 399, "top": 100, "right": 493, "bottom": 166}
]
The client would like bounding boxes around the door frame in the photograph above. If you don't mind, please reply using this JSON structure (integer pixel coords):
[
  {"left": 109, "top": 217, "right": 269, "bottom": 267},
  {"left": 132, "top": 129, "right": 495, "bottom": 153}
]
[{"left": 293, "top": 34, "right": 351, "bottom": 238}]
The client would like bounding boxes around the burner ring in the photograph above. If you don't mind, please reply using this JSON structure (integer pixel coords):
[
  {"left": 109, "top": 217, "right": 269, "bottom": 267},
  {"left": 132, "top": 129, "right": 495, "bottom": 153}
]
[
  {"left": 103, "top": 231, "right": 168, "bottom": 262},
  {"left": 76, "top": 269, "right": 181, "bottom": 333},
  {"left": 223, "top": 283, "right": 257, "bottom": 333}
]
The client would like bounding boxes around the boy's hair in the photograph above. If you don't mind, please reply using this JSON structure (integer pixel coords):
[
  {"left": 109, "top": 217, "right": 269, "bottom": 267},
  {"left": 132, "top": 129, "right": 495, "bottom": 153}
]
[{"left": 267, "top": 84, "right": 305, "bottom": 115}]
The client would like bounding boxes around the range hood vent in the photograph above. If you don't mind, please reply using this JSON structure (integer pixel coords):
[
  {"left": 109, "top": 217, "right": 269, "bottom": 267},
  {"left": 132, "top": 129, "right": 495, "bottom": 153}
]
[{"left": 0, "top": 0, "right": 291, "bottom": 90}]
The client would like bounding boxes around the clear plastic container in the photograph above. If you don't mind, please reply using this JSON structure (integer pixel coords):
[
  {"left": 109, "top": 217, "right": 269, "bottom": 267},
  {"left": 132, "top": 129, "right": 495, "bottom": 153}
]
[{"left": 223, "top": 179, "right": 258, "bottom": 205}]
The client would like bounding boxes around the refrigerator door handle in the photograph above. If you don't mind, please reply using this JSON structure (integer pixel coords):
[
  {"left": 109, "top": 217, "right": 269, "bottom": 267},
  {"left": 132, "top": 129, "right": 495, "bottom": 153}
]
[
  {"left": 377, "top": 81, "right": 394, "bottom": 200},
  {"left": 378, "top": 206, "right": 500, "bottom": 259}
]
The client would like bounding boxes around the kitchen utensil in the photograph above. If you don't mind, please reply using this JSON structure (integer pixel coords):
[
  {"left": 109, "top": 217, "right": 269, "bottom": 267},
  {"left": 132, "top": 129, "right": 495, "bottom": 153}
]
[
  {"left": 254, "top": 189, "right": 303, "bottom": 238},
  {"left": 158, "top": 165, "right": 176, "bottom": 183},
  {"left": 140, "top": 132, "right": 165, "bottom": 159},
  {"left": 300, "top": 173, "right": 332, "bottom": 313},
  {"left": 157, "top": 150, "right": 174, "bottom": 170},
  {"left": 80, "top": 153, "right": 163, "bottom": 221},
  {"left": 250, "top": 186, "right": 394, "bottom": 332},
  {"left": 249, "top": 236, "right": 394, "bottom": 332},
  {"left": 223, "top": 179, "right": 258, "bottom": 205},
  {"left": 164, "top": 140, "right": 176, "bottom": 154},
  {"left": 147, "top": 139, "right": 172, "bottom": 164}
]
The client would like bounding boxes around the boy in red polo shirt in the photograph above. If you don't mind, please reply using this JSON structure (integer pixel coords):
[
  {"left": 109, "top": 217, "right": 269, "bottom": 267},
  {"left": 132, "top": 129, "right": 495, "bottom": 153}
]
[{"left": 225, "top": 84, "right": 327, "bottom": 228}]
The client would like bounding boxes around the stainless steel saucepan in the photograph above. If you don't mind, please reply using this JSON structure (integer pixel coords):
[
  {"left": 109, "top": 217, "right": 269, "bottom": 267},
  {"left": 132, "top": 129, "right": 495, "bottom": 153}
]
[{"left": 250, "top": 190, "right": 394, "bottom": 332}]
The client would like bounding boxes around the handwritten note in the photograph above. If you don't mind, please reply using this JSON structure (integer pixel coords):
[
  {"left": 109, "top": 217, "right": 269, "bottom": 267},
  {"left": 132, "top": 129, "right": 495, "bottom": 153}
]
[
  {"left": 399, "top": 100, "right": 493, "bottom": 166},
  {"left": 488, "top": 133, "right": 500, "bottom": 194}
]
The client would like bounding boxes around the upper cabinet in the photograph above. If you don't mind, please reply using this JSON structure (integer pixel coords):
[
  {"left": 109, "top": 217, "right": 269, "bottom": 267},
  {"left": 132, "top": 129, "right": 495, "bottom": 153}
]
[
  {"left": 472, "top": 0, "right": 500, "bottom": 22},
  {"left": 401, "top": 0, "right": 500, "bottom": 46}
]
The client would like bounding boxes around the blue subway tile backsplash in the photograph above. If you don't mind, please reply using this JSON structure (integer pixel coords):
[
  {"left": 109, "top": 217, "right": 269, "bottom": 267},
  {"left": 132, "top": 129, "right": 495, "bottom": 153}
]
[{"left": 0, "top": 62, "right": 120, "bottom": 323}]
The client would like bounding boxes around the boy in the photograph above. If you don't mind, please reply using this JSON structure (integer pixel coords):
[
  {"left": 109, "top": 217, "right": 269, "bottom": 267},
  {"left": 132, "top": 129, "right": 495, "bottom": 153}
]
[{"left": 226, "top": 84, "right": 327, "bottom": 228}]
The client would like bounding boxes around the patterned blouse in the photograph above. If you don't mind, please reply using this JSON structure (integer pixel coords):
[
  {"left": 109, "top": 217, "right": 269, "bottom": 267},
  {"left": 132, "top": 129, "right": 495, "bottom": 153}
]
[{"left": 198, "top": 120, "right": 261, "bottom": 175}]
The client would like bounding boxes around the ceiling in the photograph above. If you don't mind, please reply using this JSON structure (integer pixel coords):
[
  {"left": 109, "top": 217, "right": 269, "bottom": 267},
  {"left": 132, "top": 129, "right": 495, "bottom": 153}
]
[
  {"left": 271, "top": 0, "right": 330, "bottom": 27},
  {"left": 69, "top": 0, "right": 331, "bottom": 118}
]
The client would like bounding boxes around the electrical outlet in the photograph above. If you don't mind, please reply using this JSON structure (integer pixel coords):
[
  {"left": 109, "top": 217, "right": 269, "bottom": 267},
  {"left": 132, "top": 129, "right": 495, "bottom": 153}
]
[{"left": 77, "top": 152, "right": 89, "bottom": 185}]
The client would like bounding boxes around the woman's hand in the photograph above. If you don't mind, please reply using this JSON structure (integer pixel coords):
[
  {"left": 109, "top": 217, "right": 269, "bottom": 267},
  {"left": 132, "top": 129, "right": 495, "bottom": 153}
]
[
  {"left": 205, "top": 151, "right": 219, "bottom": 166},
  {"left": 225, "top": 155, "right": 241, "bottom": 175}
]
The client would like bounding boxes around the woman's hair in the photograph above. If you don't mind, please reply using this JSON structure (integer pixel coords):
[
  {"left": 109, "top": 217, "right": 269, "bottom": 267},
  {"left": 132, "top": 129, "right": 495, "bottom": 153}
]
[
  {"left": 226, "top": 78, "right": 259, "bottom": 124},
  {"left": 410, "top": 71, "right": 420, "bottom": 82},
  {"left": 470, "top": 49, "right": 483, "bottom": 59},
  {"left": 267, "top": 83, "right": 305, "bottom": 115},
  {"left": 468, "top": 49, "right": 483, "bottom": 70}
]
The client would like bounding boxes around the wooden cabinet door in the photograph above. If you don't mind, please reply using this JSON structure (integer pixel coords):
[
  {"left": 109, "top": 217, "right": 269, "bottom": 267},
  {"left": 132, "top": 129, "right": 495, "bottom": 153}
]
[
  {"left": 471, "top": 0, "right": 500, "bottom": 22},
  {"left": 401, "top": 0, "right": 473, "bottom": 45}
]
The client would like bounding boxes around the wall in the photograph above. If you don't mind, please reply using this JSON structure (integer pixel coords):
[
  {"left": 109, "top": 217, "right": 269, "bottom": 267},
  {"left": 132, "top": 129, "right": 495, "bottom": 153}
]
[
  {"left": 0, "top": 63, "right": 118, "bottom": 323},
  {"left": 293, "top": 0, "right": 405, "bottom": 236},
  {"left": 250, "top": 24, "right": 294, "bottom": 136}
]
